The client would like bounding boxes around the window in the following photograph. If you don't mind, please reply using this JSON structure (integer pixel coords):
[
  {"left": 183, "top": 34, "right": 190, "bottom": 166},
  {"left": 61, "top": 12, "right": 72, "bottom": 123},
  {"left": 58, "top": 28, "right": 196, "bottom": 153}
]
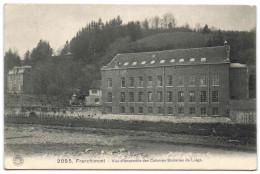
[
  {"left": 158, "top": 107, "right": 164, "bottom": 115},
  {"left": 190, "top": 107, "right": 195, "bottom": 114},
  {"left": 150, "top": 60, "right": 155, "bottom": 64},
  {"left": 148, "top": 92, "right": 153, "bottom": 102},
  {"left": 157, "top": 76, "right": 163, "bottom": 86},
  {"left": 157, "top": 91, "right": 163, "bottom": 102},
  {"left": 167, "top": 107, "right": 173, "bottom": 115},
  {"left": 129, "top": 92, "right": 134, "bottom": 102},
  {"left": 200, "top": 75, "right": 207, "bottom": 86},
  {"left": 190, "top": 58, "right": 195, "bottom": 62},
  {"left": 160, "top": 60, "right": 165, "bottom": 64},
  {"left": 129, "top": 107, "right": 135, "bottom": 114},
  {"left": 167, "top": 91, "right": 173, "bottom": 102},
  {"left": 201, "top": 58, "right": 206, "bottom": 62},
  {"left": 132, "top": 62, "right": 137, "bottom": 65},
  {"left": 108, "top": 78, "right": 112, "bottom": 88},
  {"left": 201, "top": 107, "right": 207, "bottom": 115},
  {"left": 178, "top": 107, "right": 184, "bottom": 114},
  {"left": 95, "top": 98, "right": 99, "bottom": 103},
  {"left": 189, "top": 91, "right": 195, "bottom": 102},
  {"left": 107, "top": 106, "right": 112, "bottom": 113},
  {"left": 178, "top": 91, "right": 184, "bottom": 102},
  {"left": 148, "top": 76, "right": 153, "bottom": 87},
  {"left": 212, "top": 91, "right": 219, "bottom": 102},
  {"left": 138, "top": 107, "right": 143, "bottom": 114},
  {"left": 167, "top": 75, "right": 173, "bottom": 86},
  {"left": 120, "top": 106, "right": 125, "bottom": 114},
  {"left": 179, "top": 59, "right": 184, "bottom": 62},
  {"left": 213, "top": 107, "right": 219, "bottom": 116},
  {"left": 189, "top": 75, "right": 195, "bottom": 86},
  {"left": 138, "top": 92, "right": 144, "bottom": 102},
  {"left": 178, "top": 76, "right": 184, "bottom": 86},
  {"left": 141, "top": 61, "right": 146, "bottom": 65},
  {"left": 170, "top": 59, "right": 175, "bottom": 63},
  {"left": 107, "top": 92, "right": 112, "bottom": 102},
  {"left": 120, "top": 92, "right": 125, "bottom": 102},
  {"left": 148, "top": 107, "right": 153, "bottom": 114},
  {"left": 213, "top": 74, "right": 219, "bottom": 86},
  {"left": 121, "top": 77, "right": 125, "bottom": 87},
  {"left": 201, "top": 91, "right": 207, "bottom": 102},
  {"left": 129, "top": 77, "right": 134, "bottom": 87},
  {"left": 138, "top": 77, "right": 144, "bottom": 87},
  {"left": 92, "top": 89, "right": 98, "bottom": 94}
]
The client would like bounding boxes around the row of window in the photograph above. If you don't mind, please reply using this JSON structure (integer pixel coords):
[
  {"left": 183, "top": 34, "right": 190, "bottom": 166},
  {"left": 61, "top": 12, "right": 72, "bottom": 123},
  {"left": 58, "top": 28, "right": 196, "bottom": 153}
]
[
  {"left": 121, "top": 57, "right": 207, "bottom": 67},
  {"left": 108, "top": 74, "right": 219, "bottom": 88},
  {"left": 107, "top": 106, "right": 219, "bottom": 116},
  {"left": 8, "top": 75, "right": 23, "bottom": 81},
  {"left": 8, "top": 84, "right": 23, "bottom": 91},
  {"left": 107, "top": 91, "right": 219, "bottom": 103}
]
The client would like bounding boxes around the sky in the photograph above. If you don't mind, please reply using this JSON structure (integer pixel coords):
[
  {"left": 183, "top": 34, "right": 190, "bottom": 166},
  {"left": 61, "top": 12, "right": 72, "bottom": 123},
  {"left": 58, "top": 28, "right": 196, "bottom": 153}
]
[{"left": 4, "top": 4, "right": 256, "bottom": 58}]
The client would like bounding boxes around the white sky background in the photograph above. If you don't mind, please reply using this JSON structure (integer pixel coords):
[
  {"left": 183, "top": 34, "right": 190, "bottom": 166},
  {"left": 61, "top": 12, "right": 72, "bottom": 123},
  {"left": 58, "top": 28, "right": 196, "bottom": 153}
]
[{"left": 4, "top": 4, "right": 256, "bottom": 57}]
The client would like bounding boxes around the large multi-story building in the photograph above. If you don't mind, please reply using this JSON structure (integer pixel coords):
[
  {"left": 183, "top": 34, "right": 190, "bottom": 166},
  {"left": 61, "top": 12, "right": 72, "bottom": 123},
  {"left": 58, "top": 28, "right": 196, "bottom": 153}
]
[
  {"left": 101, "top": 43, "right": 248, "bottom": 117},
  {"left": 7, "top": 66, "right": 32, "bottom": 94}
]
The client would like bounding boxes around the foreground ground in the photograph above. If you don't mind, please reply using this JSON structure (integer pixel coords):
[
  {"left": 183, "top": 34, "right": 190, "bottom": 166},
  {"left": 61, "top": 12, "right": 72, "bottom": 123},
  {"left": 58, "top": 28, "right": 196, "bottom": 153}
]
[{"left": 5, "top": 124, "right": 255, "bottom": 159}]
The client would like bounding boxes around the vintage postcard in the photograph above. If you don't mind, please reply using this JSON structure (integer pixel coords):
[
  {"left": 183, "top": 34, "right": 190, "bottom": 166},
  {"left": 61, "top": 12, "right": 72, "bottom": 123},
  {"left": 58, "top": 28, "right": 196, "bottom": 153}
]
[{"left": 4, "top": 4, "right": 256, "bottom": 170}]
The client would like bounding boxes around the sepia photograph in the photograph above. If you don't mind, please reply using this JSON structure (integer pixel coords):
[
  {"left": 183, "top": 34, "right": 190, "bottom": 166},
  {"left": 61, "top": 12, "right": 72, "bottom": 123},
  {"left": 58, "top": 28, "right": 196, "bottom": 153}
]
[{"left": 3, "top": 3, "right": 257, "bottom": 170}]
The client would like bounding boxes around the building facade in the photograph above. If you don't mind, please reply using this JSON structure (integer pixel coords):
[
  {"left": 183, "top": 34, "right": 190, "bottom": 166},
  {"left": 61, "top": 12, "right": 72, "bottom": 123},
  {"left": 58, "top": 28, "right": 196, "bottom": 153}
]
[
  {"left": 7, "top": 66, "right": 32, "bottom": 94},
  {"left": 101, "top": 44, "right": 247, "bottom": 117}
]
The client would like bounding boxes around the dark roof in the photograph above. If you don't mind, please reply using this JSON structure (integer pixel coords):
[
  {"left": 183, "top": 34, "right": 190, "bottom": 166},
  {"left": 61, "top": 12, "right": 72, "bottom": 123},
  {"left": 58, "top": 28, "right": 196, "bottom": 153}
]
[
  {"left": 90, "top": 80, "right": 102, "bottom": 89},
  {"left": 102, "top": 46, "right": 230, "bottom": 70}
]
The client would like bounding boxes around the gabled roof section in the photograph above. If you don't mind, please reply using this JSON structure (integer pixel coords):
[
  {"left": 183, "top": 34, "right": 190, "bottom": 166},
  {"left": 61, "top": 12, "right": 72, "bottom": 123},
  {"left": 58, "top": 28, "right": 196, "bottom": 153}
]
[
  {"left": 90, "top": 80, "right": 102, "bottom": 90},
  {"left": 102, "top": 46, "right": 230, "bottom": 70}
]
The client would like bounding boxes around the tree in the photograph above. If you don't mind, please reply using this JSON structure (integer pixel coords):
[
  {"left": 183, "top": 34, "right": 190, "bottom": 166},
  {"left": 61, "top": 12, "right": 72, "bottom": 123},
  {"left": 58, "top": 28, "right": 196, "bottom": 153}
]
[
  {"left": 202, "top": 24, "right": 211, "bottom": 34},
  {"left": 195, "top": 23, "right": 201, "bottom": 32},
  {"left": 60, "top": 40, "right": 70, "bottom": 56},
  {"left": 31, "top": 40, "right": 53, "bottom": 64},
  {"left": 213, "top": 29, "right": 224, "bottom": 45},
  {"left": 162, "top": 13, "right": 176, "bottom": 29},
  {"left": 127, "top": 21, "right": 142, "bottom": 41},
  {"left": 23, "top": 50, "right": 31, "bottom": 66},
  {"left": 4, "top": 49, "right": 21, "bottom": 74},
  {"left": 168, "top": 22, "right": 174, "bottom": 30},
  {"left": 142, "top": 18, "right": 149, "bottom": 30},
  {"left": 153, "top": 16, "right": 160, "bottom": 29}
]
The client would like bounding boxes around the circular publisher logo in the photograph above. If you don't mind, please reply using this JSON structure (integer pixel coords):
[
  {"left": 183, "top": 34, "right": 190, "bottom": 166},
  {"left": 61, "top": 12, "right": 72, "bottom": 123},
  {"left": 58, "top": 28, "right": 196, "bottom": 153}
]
[{"left": 13, "top": 155, "right": 24, "bottom": 166}]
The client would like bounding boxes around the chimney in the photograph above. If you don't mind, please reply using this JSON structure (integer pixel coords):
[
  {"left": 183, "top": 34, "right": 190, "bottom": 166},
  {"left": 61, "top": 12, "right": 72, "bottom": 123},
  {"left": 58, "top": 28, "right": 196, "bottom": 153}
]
[
  {"left": 115, "top": 62, "right": 120, "bottom": 68},
  {"left": 224, "top": 40, "right": 230, "bottom": 61}
]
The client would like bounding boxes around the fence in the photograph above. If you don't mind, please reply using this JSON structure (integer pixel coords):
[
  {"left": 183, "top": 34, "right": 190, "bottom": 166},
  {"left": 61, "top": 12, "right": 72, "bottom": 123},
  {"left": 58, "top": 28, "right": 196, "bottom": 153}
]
[{"left": 230, "top": 111, "right": 256, "bottom": 124}]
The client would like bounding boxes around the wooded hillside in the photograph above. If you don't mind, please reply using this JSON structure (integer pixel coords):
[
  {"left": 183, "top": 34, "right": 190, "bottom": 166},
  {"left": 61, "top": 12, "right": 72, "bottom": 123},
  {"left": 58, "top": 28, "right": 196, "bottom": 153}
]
[{"left": 5, "top": 15, "right": 256, "bottom": 101}]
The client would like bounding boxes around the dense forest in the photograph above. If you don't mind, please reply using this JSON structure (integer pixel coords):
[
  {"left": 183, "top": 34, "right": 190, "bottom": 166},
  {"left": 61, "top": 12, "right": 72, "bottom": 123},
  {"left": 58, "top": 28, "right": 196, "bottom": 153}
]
[{"left": 4, "top": 13, "right": 256, "bottom": 101}]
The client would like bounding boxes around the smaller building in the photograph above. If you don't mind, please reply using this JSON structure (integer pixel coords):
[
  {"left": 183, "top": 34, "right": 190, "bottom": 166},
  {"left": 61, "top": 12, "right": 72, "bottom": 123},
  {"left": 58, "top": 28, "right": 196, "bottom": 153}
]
[
  {"left": 85, "top": 80, "right": 102, "bottom": 106},
  {"left": 229, "top": 63, "right": 249, "bottom": 99},
  {"left": 7, "top": 66, "right": 32, "bottom": 94}
]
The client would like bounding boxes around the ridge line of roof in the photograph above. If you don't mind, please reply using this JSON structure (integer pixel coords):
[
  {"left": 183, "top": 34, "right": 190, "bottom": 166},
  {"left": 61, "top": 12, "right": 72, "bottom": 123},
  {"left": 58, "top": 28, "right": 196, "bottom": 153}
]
[{"left": 115, "top": 45, "right": 227, "bottom": 56}]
